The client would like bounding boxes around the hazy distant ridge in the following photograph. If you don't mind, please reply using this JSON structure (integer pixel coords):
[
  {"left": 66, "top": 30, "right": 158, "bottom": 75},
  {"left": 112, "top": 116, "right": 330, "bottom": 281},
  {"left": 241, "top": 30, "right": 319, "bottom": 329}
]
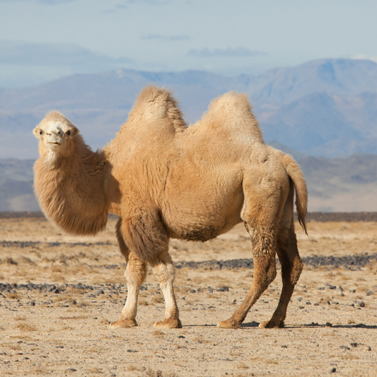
[{"left": 1, "top": 58, "right": 377, "bottom": 159}]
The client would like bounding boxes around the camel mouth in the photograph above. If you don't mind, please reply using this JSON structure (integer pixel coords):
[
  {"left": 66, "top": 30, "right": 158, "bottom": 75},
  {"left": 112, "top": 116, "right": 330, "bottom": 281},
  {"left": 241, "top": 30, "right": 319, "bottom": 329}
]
[{"left": 48, "top": 141, "right": 62, "bottom": 146}]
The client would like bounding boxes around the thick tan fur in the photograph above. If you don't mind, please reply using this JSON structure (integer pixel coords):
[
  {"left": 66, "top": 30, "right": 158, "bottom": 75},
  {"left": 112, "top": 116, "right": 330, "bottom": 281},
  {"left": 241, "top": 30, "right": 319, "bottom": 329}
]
[{"left": 34, "top": 85, "right": 308, "bottom": 330}]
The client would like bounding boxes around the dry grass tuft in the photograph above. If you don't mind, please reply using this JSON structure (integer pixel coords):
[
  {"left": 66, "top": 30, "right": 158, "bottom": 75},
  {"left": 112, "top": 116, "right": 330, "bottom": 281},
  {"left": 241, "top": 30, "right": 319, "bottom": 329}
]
[
  {"left": 7, "top": 292, "right": 22, "bottom": 300},
  {"left": 4, "top": 257, "right": 18, "bottom": 265},
  {"left": 144, "top": 368, "right": 178, "bottom": 377},
  {"left": 14, "top": 315, "right": 26, "bottom": 321},
  {"left": 15, "top": 323, "right": 37, "bottom": 332},
  {"left": 19, "top": 256, "right": 37, "bottom": 265},
  {"left": 128, "top": 365, "right": 146, "bottom": 372},
  {"left": 152, "top": 296, "right": 164, "bottom": 304}
]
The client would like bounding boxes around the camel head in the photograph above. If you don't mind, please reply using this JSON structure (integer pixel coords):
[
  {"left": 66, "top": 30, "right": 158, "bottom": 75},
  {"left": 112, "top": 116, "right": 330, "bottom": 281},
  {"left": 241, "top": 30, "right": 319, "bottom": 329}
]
[{"left": 33, "top": 111, "right": 79, "bottom": 159}]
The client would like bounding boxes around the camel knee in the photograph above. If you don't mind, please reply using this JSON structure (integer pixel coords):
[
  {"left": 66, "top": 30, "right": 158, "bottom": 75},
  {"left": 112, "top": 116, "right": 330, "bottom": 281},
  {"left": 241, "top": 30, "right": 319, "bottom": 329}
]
[
  {"left": 152, "top": 262, "right": 175, "bottom": 288},
  {"left": 255, "top": 259, "right": 277, "bottom": 290},
  {"left": 291, "top": 257, "right": 303, "bottom": 285},
  {"left": 125, "top": 254, "right": 147, "bottom": 286},
  {"left": 265, "top": 263, "right": 277, "bottom": 286},
  {"left": 280, "top": 256, "right": 303, "bottom": 286},
  {"left": 150, "top": 253, "right": 176, "bottom": 287}
]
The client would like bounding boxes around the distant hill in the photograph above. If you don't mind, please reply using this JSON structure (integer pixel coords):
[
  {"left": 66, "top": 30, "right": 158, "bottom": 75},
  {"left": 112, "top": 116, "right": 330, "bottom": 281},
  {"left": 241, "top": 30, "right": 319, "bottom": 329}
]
[
  {"left": 1, "top": 58, "right": 377, "bottom": 159},
  {"left": 1, "top": 152, "right": 377, "bottom": 213}
]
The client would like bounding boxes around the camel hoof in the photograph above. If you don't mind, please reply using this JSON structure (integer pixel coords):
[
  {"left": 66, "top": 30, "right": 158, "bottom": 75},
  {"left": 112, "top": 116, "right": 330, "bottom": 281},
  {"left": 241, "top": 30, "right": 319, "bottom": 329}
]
[
  {"left": 217, "top": 318, "right": 240, "bottom": 329},
  {"left": 109, "top": 319, "right": 138, "bottom": 329},
  {"left": 259, "top": 320, "right": 285, "bottom": 329},
  {"left": 153, "top": 318, "right": 182, "bottom": 329}
]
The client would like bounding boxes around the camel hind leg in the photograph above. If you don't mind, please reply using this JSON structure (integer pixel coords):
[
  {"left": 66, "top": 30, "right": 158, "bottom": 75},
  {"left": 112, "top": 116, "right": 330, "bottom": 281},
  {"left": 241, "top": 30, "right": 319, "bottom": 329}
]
[
  {"left": 218, "top": 223, "right": 278, "bottom": 329},
  {"left": 260, "top": 222, "right": 303, "bottom": 328},
  {"left": 218, "top": 174, "right": 283, "bottom": 329}
]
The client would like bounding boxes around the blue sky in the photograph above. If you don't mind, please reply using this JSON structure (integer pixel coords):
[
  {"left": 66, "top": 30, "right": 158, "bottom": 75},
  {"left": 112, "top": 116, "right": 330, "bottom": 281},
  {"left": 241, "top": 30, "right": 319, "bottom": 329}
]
[{"left": 0, "top": 0, "right": 376, "bottom": 87}]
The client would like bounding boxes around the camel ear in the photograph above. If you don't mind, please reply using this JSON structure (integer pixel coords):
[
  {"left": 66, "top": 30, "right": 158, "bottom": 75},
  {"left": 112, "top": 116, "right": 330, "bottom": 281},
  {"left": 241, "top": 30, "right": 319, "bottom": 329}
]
[
  {"left": 33, "top": 127, "right": 44, "bottom": 140},
  {"left": 67, "top": 126, "right": 79, "bottom": 138}
]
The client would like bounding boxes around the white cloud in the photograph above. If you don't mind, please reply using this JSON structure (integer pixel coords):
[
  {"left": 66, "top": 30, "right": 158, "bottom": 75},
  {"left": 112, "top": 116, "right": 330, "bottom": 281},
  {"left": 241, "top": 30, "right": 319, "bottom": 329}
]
[
  {"left": 142, "top": 34, "right": 190, "bottom": 41},
  {"left": 188, "top": 47, "right": 267, "bottom": 58},
  {"left": 0, "top": 0, "right": 75, "bottom": 4},
  {"left": 351, "top": 54, "right": 377, "bottom": 63},
  {"left": 103, "top": 0, "right": 169, "bottom": 13},
  {"left": 0, "top": 41, "right": 131, "bottom": 67}
]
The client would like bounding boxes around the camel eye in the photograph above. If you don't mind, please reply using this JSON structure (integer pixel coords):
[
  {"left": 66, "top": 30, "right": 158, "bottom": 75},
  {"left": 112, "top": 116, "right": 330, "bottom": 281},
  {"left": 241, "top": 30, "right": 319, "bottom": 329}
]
[
  {"left": 39, "top": 130, "right": 43, "bottom": 136},
  {"left": 67, "top": 130, "right": 71, "bottom": 136}
]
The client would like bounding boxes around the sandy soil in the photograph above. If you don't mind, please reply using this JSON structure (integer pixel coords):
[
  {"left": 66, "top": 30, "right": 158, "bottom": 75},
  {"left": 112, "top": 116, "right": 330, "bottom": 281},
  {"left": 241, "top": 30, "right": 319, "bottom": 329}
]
[{"left": 1, "top": 217, "right": 377, "bottom": 376}]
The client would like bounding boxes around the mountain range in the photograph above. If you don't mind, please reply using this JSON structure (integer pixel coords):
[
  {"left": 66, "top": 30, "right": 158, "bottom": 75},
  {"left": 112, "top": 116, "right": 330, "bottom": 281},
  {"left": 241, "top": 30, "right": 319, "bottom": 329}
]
[
  {"left": 1, "top": 58, "right": 376, "bottom": 212},
  {"left": 1, "top": 58, "right": 377, "bottom": 159}
]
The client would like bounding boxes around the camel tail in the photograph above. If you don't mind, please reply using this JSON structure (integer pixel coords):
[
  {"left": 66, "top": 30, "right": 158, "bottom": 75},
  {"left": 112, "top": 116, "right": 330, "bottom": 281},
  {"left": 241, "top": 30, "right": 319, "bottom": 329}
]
[{"left": 282, "top": 154, "right": 308, "bottom": 234}]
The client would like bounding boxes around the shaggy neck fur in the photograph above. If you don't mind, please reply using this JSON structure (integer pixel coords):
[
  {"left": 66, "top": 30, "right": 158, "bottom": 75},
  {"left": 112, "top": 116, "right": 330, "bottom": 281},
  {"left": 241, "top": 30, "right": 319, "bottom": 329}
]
[{"left": 34, "top": 134, "right": 110, "bottom": 235}]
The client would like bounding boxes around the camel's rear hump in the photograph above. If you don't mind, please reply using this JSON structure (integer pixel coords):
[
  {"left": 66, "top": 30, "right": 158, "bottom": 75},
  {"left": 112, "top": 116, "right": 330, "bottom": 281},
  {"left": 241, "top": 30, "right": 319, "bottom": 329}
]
[{"left": 200, "top": 92, "right": 263, "bottom": 142}]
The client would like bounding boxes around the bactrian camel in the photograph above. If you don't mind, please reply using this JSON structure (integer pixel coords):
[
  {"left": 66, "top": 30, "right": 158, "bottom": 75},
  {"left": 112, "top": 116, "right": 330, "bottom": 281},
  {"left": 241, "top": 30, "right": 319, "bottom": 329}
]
[{"left": 33, "top": 85, "right": 307, "bottom": 329}]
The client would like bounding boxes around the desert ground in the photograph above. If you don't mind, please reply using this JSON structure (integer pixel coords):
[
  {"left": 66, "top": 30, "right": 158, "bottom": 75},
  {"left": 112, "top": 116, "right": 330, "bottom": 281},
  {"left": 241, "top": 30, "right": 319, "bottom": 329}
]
[{"left": 0, "top": 214, "right": 377, "bottom": 376}]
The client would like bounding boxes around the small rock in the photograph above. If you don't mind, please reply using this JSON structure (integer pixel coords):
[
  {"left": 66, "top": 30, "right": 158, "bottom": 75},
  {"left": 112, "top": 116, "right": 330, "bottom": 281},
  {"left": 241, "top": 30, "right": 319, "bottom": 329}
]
[
  {"left": 355, "top": 300, "right": 365, "bottom": 308},
  {"left": 330, "top": 367, "right": 336, "bottom": 373},
  {"left": 340, "top": 346, "right": 350, "bottom": 351},
  {"left": 178, "top": 335, "right": 185, "bottom": 339},
  {"left": 325, "top": 322, "right": 333, "bottom": 327},
  {"left": 297, "top": 297, "right": 303, "bottom": 302},
  {"left": 350, "top": 342, "right": 358, "bottom": 347},
  {"left": 366, "top": 290, "right": 373, "bottom": 296},
  {"left": 217, "top": 286, "right": 229, "bottom": 292}
]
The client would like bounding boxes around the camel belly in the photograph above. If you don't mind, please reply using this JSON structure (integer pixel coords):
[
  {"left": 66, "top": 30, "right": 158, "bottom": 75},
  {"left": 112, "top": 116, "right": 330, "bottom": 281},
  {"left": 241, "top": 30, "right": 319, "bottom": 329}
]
[{"left": 163, "top": 189, "right": 244, "bottom": 242}]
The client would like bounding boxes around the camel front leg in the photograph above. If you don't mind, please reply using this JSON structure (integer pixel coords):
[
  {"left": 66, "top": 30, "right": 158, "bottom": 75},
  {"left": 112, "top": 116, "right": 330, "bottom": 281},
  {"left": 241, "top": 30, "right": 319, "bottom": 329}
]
[
  {"left": 150, "top": 251, "right": 182, "bottom": 329},
  {"left": 218, "top": 225, "right": 277, "bottom": 329},
  {"left": 110, "top": 252, "right": 147, "bottom": 328}
]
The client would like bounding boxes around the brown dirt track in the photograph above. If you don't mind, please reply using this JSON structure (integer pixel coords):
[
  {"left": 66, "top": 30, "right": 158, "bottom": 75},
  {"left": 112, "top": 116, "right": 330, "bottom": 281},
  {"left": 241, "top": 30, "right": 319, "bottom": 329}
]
[{"left": 1, "top": 213, "right": 377, "bottom": 376}]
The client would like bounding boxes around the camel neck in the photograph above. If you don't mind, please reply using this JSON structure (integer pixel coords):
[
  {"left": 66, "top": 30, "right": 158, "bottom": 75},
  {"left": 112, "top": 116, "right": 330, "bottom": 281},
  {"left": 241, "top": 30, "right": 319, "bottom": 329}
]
[{"left": 34, "top": 140, "right": 110, "bottom": 236}]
